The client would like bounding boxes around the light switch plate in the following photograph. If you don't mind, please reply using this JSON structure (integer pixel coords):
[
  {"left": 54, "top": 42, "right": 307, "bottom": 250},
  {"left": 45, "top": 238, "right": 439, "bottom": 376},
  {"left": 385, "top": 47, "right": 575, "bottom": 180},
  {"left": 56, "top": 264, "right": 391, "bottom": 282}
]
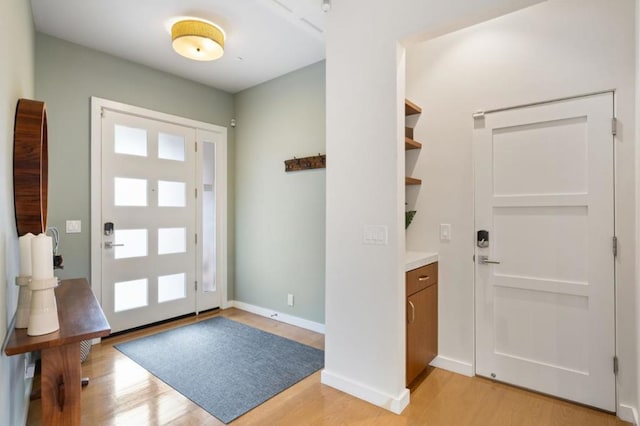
[
  {"left": 363, "top": 225, "right": 388, "bottom": 245},
  {"left": 66, "top": 220, "right": 81, "bottom": 233},
  {"left": 440, "top": 223, "right": 451, "bottom": 241}
]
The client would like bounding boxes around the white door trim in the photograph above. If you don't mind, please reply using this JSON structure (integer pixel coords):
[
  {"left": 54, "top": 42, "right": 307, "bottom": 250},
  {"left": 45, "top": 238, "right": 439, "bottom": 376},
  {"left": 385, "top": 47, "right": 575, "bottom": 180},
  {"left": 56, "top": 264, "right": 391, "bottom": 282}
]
[{"left": 90, "top": 97, "right": 229, "bottom": 313}]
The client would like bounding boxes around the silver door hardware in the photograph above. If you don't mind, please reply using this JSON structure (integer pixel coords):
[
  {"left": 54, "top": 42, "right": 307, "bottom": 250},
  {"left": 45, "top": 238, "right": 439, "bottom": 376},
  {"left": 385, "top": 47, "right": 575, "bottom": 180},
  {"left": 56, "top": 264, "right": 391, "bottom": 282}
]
[
  {"left": 104, "top": 241, "right": 124, "bottom": 249},
  {"left": 478, "top": 255, "right": 500, "bottom": 264},
  {"left": 477, "top": 230, "right": 489, "bottom": 248}
]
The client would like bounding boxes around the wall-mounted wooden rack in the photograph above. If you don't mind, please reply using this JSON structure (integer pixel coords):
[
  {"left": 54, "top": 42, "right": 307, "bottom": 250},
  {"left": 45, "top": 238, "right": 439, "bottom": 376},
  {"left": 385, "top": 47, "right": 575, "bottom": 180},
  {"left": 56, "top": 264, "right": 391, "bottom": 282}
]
[{"left": 284, "top": 154, "right": 326, "bottom": 172}]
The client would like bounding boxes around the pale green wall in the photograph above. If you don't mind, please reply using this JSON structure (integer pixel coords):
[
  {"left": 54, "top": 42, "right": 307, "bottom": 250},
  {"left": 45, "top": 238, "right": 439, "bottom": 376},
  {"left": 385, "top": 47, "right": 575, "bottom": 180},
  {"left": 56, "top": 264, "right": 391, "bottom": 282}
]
[
  {"left": 35, "top": 33, "right": 325, "bottom": 325},
  {"left": 0, "top": 1, "right": 34, "bottom": 424},
  {"left": 34, "top": 33, "right": 236, "bottom": 297},
  {"left": 234, "top": 61, "right": 326, "bottom": 323}
]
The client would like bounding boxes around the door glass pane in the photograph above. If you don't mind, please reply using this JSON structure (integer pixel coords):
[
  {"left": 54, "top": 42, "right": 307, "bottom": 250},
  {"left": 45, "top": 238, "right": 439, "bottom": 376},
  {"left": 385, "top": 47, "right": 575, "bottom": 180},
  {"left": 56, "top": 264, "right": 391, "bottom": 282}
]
[
  {"left": 202, "top": 142, "right": 216, "bottom": 292},
  {"left": 115, "top": 125, "right": 147, "bottom": 157},
  {"left": 114, "top": 278, "right": 148, "bottom": 312},
  {"left": 114, "top": 177, "right": 147, "bottom": 206},
  {"left": 158, "top": 273, "right": 186, "bottom": 303},
  {"left": 158, "top": 227, "right": 186, "bottom": 255},
  {"left": 158, "top": 180, "right": 186, "bottom": 207},
  {"left": 114, "top": 229, "right": 148, "bottom": 259},
  {"left": 158, "top": 133, "right": 185, "bottom": 161}
]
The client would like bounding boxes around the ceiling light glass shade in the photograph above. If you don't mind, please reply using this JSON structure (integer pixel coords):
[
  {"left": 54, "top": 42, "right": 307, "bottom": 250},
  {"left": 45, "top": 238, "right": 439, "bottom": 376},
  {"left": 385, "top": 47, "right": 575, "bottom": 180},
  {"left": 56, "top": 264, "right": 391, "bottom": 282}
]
[{"left": 171, "top": 20, "right": 224, "bottom": 61}]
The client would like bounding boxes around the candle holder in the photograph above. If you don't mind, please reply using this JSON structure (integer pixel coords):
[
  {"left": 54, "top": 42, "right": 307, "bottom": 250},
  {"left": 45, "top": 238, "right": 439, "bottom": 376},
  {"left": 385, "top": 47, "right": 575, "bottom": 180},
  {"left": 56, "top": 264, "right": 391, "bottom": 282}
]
[
  {"left": 27, "top": 277, "right": 59, "bottom": 336},
  {"left": 15, "top": 276, "right": 32, "bottom": 329}
]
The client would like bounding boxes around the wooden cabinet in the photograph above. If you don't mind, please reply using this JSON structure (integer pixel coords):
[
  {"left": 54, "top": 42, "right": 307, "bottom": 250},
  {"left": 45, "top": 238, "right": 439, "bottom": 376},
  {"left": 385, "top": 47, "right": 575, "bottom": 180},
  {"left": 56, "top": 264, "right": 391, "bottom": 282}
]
[{"left": 406, "top": 262, "right": 438, "bottom": 386}]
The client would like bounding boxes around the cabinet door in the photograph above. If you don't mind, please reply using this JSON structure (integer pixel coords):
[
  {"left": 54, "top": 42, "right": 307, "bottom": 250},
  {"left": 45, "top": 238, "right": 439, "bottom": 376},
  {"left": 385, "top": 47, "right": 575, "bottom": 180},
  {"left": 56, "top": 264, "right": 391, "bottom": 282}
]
[{"left": 406, "top": 284, "right": 438, "bottom": 385}]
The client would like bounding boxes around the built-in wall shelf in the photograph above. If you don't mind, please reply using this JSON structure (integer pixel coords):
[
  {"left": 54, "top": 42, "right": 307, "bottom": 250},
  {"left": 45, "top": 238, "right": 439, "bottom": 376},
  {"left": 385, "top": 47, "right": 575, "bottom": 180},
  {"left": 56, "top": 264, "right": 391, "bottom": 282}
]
[
  {"left": 405, "top": 98, "right": 423, "bottom": 187},
  {"left": 405, "top": 177, "right": 422, "bottom": 185},
  {"left": 405, "top": 137, "right": 422, "bottom": 150},
  {"left": 405, "top": 99, "right": 422, "bottom": 116}
]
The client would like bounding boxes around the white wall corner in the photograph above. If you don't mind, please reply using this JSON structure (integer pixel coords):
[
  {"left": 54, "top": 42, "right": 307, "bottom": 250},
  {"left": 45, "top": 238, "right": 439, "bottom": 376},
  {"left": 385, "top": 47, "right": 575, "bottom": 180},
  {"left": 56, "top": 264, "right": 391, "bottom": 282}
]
[
  {"left": 321, "top": 369, "right": 410, "bottom": 414},
  {"left": 430, "top": 355, "right": 474, "bottom": 377},
  {"left": 228, "top": 300, "right": 325, "bottom": 334},
  {"left": 618, "top": 403, "right": 639, "bottom": 425}
]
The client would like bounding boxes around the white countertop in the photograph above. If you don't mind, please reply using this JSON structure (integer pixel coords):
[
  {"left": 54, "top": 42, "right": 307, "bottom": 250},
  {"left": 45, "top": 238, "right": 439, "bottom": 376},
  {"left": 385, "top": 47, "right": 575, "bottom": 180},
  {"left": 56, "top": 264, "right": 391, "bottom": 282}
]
[{"left": 405, "top": 251, "right": 438, "bottom": 271}]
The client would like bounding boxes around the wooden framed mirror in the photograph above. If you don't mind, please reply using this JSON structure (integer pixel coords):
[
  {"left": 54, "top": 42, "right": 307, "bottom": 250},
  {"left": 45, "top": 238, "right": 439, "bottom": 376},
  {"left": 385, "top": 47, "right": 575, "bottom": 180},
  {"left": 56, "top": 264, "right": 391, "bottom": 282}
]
[{"left": 13, "top": 99, "right": 48, "bottom": 236}]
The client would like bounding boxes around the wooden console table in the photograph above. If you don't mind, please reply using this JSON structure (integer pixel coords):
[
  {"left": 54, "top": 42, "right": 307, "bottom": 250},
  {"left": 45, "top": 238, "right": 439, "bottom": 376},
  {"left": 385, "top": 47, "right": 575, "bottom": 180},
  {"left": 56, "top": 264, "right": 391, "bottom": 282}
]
[{"left": 5, "top": 278, "right": 111, "bottom": 425}]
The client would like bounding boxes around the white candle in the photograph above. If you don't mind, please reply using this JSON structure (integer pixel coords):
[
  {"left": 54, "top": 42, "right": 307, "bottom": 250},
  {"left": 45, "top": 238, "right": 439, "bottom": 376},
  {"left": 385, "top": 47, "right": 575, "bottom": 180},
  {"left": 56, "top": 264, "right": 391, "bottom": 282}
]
[
  {"left": 18, "top": 233, "right": 35, "bottom": 276},
  {"left": 31, "top": 233, "right": 54, "bottom": 280}
]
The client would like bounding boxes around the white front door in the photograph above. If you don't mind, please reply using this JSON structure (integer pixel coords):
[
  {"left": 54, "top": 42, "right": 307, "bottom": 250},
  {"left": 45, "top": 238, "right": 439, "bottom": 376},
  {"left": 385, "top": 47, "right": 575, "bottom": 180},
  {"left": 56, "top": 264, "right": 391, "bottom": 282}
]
[
  {"left": 101, "top": 109, "right": 197, "bottom": 333},
  {"left": 474, "top": 92, "right": 615, "bottom": 411}
]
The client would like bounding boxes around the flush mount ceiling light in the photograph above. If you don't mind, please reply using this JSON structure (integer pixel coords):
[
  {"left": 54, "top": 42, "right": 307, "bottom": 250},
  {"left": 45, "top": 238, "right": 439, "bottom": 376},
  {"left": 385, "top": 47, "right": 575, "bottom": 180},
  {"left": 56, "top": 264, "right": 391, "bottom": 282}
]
[{"left": 171, "top": 19, "right": 225, "bottom": 61}]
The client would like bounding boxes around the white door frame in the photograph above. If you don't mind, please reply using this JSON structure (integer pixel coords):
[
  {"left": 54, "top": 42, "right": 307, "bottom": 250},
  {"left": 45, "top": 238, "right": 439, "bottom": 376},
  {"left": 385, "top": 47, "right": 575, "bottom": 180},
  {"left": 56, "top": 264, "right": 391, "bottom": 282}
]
[
  {"left": 471, "top": 90, "right": 617, "bottom": 409},
  {"left": 90, "top": 97, "right": 229, "bottom": 313}
]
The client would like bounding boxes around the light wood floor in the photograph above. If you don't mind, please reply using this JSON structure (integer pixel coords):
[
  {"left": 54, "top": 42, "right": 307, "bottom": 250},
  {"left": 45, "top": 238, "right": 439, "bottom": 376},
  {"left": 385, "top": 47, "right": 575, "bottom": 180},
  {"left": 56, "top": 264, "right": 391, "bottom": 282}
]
[{"left": 27, "top": 308, "right": 629, "bottom": 425}]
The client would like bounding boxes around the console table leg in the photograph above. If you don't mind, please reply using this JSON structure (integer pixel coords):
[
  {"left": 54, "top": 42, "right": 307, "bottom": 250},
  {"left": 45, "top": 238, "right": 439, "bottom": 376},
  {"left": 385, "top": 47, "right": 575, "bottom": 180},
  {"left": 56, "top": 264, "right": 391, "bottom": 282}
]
[{"left": 41, "top": 342, "right": 81, "bottom": 425}]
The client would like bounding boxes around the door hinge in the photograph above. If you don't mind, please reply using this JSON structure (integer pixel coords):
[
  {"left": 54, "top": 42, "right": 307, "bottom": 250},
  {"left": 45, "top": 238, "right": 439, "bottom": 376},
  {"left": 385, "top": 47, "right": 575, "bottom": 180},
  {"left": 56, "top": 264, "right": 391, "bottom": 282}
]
[
  {"left": 195, "top": 188, "right": 198, "bottom": 198},
  {"left": 101, "top": 108, "right": 105, "bottom": 118},
  {"left": 195, "top": 142, "right": 198, "bottom": 152},
  {"left": 195, "top": 233, "right": 198, "bottom": 245},
  {"left": 613, "top": 356, "right": 619, "bottom": 374},
  {"left": 472, "top": 254, "right": 475, "bottom": 262},
  {"left": 611, "top": 117, "right": 617, "bottom": 136},
  {"left": 195, "top": 280, "right": 198, "bottom": 291},
  {"left": 612, "top": 236, "right": 618, "bottom": 257}
]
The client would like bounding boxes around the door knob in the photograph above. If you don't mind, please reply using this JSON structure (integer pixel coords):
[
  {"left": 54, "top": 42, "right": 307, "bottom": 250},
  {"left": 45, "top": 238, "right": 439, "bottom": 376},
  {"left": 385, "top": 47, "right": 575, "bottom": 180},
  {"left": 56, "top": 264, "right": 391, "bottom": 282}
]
[{"left": 478, "top": 255, "right": 500, "bottom": 264}]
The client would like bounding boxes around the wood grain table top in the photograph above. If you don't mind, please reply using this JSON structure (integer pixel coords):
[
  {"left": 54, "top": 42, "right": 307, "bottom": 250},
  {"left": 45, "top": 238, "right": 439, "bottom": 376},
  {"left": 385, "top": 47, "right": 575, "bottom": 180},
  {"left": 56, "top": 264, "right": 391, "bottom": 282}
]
[{"left": 5, "top": 278, "right": 111, "bottom": 356}]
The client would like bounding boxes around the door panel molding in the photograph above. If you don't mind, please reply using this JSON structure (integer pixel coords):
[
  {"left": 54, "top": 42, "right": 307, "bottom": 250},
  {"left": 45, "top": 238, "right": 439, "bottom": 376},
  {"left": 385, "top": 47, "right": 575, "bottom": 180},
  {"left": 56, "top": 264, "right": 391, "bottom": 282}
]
[{"left": 473, "top": 92, "right": 615, "bottom": 411}]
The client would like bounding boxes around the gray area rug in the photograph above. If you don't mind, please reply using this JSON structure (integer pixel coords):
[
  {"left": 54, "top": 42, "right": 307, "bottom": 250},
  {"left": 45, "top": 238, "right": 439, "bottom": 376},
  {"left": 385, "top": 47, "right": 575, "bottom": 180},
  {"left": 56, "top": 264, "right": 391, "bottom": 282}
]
[{"left": 115, "top": 316, "right": 324, "bottom": 423}]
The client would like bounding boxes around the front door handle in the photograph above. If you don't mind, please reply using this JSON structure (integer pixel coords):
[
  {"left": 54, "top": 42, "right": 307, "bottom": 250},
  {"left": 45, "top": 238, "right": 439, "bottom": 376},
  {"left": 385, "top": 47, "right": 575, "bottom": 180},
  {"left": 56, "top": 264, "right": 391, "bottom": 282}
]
[
  {"left": 104, "top": 241, "right": 124, "bottom": 249},
  {"left": 478, "top": 255, "right": 500, "bottom": 264}
]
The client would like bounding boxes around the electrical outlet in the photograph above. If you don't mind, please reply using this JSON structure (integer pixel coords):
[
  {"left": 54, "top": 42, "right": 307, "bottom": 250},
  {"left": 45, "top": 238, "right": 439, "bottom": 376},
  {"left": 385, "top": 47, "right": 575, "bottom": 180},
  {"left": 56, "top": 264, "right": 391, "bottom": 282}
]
[{"left": 287, "top": 294, "right": 294, "bottom": 307}]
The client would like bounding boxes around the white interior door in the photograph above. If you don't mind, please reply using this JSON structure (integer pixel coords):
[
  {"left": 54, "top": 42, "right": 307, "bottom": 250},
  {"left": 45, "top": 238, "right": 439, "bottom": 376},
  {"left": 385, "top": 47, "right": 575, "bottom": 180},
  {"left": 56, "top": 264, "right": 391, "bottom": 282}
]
[
  {"left": 101, "top": 110, "right": 197, "bottom": 332},
  {"left": 474, "top": 92, "right": 615, "bottom": 411}
]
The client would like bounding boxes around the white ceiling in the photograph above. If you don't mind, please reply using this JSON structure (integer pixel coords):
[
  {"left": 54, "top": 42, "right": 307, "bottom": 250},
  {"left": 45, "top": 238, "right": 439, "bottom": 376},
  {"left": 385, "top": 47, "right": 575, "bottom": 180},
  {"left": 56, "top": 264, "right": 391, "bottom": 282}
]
[{"left": 30, "top": 0, "right": 326, "bottom": 93}]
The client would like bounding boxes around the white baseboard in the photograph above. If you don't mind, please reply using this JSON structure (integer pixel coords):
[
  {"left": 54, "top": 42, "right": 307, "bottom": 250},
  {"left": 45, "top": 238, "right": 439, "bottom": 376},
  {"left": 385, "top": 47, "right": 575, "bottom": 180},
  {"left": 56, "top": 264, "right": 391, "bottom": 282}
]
[
  {"left": 618, "top": 403, "right": 638, "bottom": 425},
  {"left": 430, "top": 355, "right": 474, "bottom": 377},
  {"left": 228, "top": 300, "right": 325, "bottom": 334},
  {"left": 321, "top": 369, "right": 410, "bottom": 414}
]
